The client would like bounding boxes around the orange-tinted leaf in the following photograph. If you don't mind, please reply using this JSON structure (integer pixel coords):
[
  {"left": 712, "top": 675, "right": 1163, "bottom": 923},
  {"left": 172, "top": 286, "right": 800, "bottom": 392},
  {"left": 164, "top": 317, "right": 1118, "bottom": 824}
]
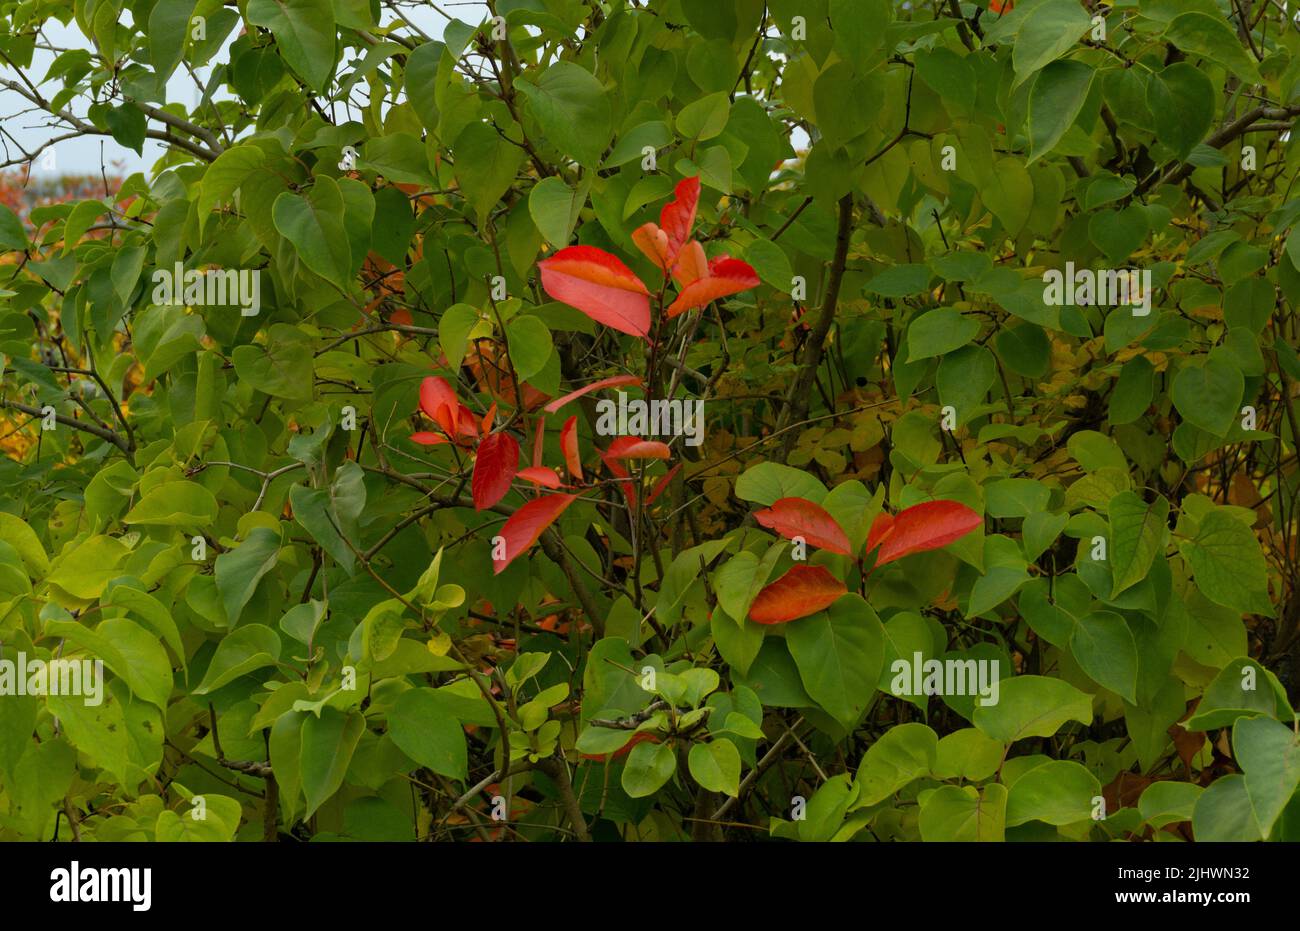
[
  {"left": 666, "top": 256, "right": 760, "bottom": 318},
  {"left": 868, "top": 500, "right": 982, "bottom": 566},
  {"left": 410, "top": 431, "right": 450, "bottom": 446},
  {"left": 604, "top": 436, "right": 672, "bottom": 460},
  {"left": 517, "top": 466, "right": 562, "bottom": 488},
  {"left": 481, "top": 402, "right": 497, "bottom": 434},
  {"left": 671, "top": 240, "right": 709, "bottom": 287},
  {"left": 561, "top": 415, "right": 583, "bottom": 481},
  {"left": 755, "top": 497, "right": 852, "bottom": 555},
  {"left": 493, "top": 493, "right": 576, "bottom": 574},
  {"left": 543, "top": 375, "right": 643, "bottom": 414},
  {"left": 538, "top": 245, "right": 651, "bottom": 338},
  {"left": 472, "top": 432, "right": 520, "bottom": 511},
  {"left": 748, "top": 565, "right": 847, "bottom": 624},
  {"left": 631, "top": 223, "right": 672, "bottom": 271}
]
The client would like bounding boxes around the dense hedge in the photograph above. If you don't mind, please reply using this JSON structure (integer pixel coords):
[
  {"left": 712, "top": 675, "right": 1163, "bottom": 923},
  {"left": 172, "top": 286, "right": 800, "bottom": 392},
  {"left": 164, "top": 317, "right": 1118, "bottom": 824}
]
[{"left": 1, "top": 0, "right": 1298, "bottom": 842}]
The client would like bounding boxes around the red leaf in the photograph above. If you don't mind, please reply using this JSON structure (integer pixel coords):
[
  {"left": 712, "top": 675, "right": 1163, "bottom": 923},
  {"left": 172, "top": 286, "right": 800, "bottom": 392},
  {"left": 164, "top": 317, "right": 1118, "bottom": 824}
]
[
  {"left": 410, "top": 431, "right": 450, "bottom": 446},
  {"left": 666, "top": 256, "right": 760, "bottom": 318},
  {"left": 867, "top": 500, "right": 982, "bottom": 566},
  {"left": 602, "top": 456, "right": 636, "bottom": 510},
  {"left": 604, "top": 436, "right": 672, "bottom": 460},
  {"left": 646, "top": 463, "right": 682, "bottom": 506},
  {"left": 864, "top": 511, "right": 893, "bottom": 555},
  {"left": 472, "top": 432, "right": 520, "bottom": 511},
  {"left": 543, "top": 375, "right": 643, "bottom": 414},
  {"left": 531, "top": 415, "right": 546, "bottom": 468},
  {"left": 538, "top": 246, "right": 651, "bottom": 338},
  {"left": 419, "top": 376, "right": 478, "bottom": 442},
  {"left": 659, "top": 176, "right": 700, "bottom": 263},
  {"left": 631, "top": 176, "right": 700, "bottom": 272},
  {"left": 493, "top": 494, "right": 576, "bottom": 574},
  {"left": 517, "top": 466, "right": 562, "bottom": 488},
  {"left": 754, "top": 497, "right": 852, "bottom": 556},
  {"left": 561, "top": 415, "right": 583, "bottom": 481},
  {"left": 748, "top": 565, "right": 847, "bottom": 624}
]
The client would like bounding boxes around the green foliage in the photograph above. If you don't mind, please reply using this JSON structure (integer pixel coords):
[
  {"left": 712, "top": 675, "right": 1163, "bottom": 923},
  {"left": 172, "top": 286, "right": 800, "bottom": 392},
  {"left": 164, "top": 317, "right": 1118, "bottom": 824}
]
[{"left": 0, "top": 0, "right": 1298, "bottom": 844}]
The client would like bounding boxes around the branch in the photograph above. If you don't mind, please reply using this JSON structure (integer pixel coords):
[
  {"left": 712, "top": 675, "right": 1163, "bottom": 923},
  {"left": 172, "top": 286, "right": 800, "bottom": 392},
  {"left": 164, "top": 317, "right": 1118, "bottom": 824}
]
[
  {"left": 775, "top": 193, "right": 855, "bottom": 459},
  {"left": 0, "top": 398, "right": 132, "bottom": 456}
]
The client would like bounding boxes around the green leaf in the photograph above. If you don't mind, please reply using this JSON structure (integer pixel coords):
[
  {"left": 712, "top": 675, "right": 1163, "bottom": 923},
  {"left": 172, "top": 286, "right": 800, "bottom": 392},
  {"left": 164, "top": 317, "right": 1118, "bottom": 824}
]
[
  {"left": 1013, "top": 0, "right": 1092, "bottom": 81},
  {"left": 515, "top": 61, "right": 611, "bottom": 169},
  {"left": 919, "top": 784, "right": 1007, "bottom": 841},
  {"left": 866, "top": 264, "right": 934, "bottom": 298},
  {"left": 1108, "top": 491, "right": 1169, "bottom": 597},
  {"left": 272, "top": 176, "right": 351, "bottom": 288},
  {"left": 933, "top": 728, "right": 1005, "bottom": 782},
  {"left": 300, "top": 708, "right": 365, "bottom": 818},
  {"left": 909, "top": 309, "right": 977, "bottom": 358},
  {"left": 387, "top": 688, "right": 468, "bottom": 780},
  {"left": 1027, "top": 60, "right": 1094, "bottom": 163},
  {"left": 1069, "top": 611, "right": 1138, "bottom": 703},
  {"left": 1185, "top": 658, "right": 1291, "bottom": 731},
  {"left": 855, "top": 722, "right": 937, "bottom": 806},
  {"left": 198, "top": 144, "right": 266, "bottom": 222},
  {"left": 452, "top": 121, "right": 526, "bottom": 225},
  {"left": 1179, "top": 510, "right": 1274, "bottom": 617},
  {"left": 289, "top": 462, "right": 366, "bottom": 574},
  {"left": 688, "top": 739, "right": 741, "bottom": 796},
  {"left": 972, "top": 676, "right": 1093, "bottom": 742},
  {"left": 123, "top": 480, "right": 219, "bottom": 528},
  {"left": 103, "top": 585, "right": 186, "bottom": 668},
  {"left": 193, "top": 624, "right": 281, "bottom": 694},
  {"left": 1006, "top": 760, "right": 1101, "bottom": 826},
  {"left": 982, "top": 157, "right": 1034, "bottom": 237},
  {"left": 359, "top": 132, "right": 434, "bottom": 186},
  {"left": 246, "top": 0, "right": 337, "bottom": 92},
  {"left": 1192, "top": 775, "right": 1262, "bottom": 841},
  {"left": 734, "top": 462, "right": 827, "bottom": 505},
  {"left": 46, "top": 535, "right": 128, "bottom": 604},
  {"left": 786, "top": 595, "right": 884, "bottom": 731},
  {"left": 528, "top": 176, "right": 585, "bottom": 247},
  {"left": 44, "top": 617, "right": 174, "bottom": 708},
  {"left": 1163, "top": 12, "right": 1262, "bottom": 84},
  {"left": 1171, "top": 354, "right": 1243, "bottom": 437},
  {"left": 214, "top": 528, "right": 282, "bottom": 625},
  {"left": 1233, "top": 715, "right": 1300, "bottom": 838},
  {"left": 1146, "top": 64, "right": 1214, "bottom": 162},
  {"left": 506, "top": 315, "right": 553, "bottom": 382},
  {"left": 231, "top": 324, "right": 314, "bottom": 400},
  {"left": 621, "top": 739, "right": 676, "bottom": 798}
]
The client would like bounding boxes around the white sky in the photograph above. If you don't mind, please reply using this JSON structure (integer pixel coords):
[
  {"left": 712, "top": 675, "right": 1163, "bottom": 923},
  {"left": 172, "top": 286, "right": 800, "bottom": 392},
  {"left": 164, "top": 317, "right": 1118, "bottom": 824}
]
[{"left": 1, "top": 3, "right": 487, "bottom": 178}]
